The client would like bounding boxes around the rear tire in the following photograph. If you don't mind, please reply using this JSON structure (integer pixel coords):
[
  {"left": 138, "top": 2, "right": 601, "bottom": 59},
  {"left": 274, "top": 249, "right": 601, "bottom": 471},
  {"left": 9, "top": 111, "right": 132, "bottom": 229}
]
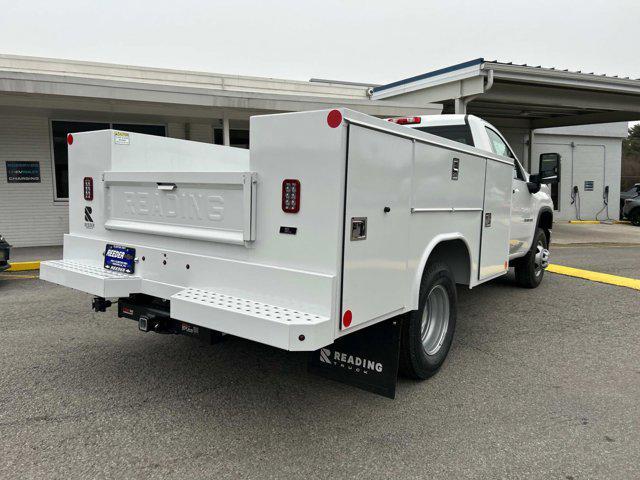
[
  {"left": 399, "top": 262, "right": 457, "bottom": 380},
  {"left": 630, "top": 208, "right": 640, "bottom": 227},
  {"left": 514, "top": 227, "right": 548, "bottom": 288}
]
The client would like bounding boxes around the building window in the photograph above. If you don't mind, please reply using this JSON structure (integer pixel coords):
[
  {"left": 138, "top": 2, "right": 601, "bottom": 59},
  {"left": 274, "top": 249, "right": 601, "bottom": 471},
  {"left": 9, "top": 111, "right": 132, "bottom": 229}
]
[
  {"left": 112, "top": 124, "right": 166, "bottom": 136},
  {"left": 212, "top": 128, "right": 250, "bottom": 148},
  {"left": 213, "top": 128, "right": 224, "bottom": 145},
  {"left": 51, "top": 121, "right": 166, "bottom": 200},
  {"left": 230, "top": 129, "right": 250, "bottom": 149}
]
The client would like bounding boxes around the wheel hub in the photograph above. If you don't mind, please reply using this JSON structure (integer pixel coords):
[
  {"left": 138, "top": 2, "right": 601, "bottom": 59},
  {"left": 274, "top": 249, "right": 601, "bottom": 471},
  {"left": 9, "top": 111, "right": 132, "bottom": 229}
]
[
  {"left": 420, "top": 284, "right": 450, "bottom": 356},
  {"left": 534, "top": 242, "right": 550, "bottom": 276}
]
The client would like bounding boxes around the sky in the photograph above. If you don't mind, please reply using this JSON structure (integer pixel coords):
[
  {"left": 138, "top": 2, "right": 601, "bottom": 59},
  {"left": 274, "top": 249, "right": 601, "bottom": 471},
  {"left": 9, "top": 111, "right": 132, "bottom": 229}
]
[{"left": 1, "top": 0, "right": 638, "bottom": 126}]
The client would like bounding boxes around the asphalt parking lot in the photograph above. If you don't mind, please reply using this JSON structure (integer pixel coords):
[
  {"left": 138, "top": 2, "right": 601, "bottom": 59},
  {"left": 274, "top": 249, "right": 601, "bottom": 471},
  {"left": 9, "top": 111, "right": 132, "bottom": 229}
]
[{"left": 1, "top": 239, "right": 639, "bottom": 479}]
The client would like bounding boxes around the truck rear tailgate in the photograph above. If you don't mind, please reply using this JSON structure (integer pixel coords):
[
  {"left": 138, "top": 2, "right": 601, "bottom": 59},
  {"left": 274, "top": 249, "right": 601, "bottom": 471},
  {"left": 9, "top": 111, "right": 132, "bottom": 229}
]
[{"left": 103, "top": 171, "right": 256, "bottom": 245}]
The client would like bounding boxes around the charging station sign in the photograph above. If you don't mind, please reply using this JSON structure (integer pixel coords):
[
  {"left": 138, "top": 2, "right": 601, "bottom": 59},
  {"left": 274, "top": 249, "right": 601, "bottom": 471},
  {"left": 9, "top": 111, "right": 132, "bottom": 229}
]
[{"left": 6, "top": 161, "right": 41, "bottom": 183}]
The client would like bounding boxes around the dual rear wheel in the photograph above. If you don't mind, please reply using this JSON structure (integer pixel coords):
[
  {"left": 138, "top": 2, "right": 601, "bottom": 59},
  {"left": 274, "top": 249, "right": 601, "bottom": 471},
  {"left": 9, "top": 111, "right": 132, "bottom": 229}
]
[
  {"left": 399, "top": 228, "right": 549, "bottom": 380},
  {"left": 399, "top": 262, "right": 457, "bottom": 380}
]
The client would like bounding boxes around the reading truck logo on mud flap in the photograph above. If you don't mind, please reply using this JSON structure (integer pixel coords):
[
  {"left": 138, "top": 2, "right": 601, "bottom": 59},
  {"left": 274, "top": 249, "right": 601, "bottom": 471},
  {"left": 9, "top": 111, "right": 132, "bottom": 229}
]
[{"left": 319, "top": 348, "right": 383, "bottom": 374}]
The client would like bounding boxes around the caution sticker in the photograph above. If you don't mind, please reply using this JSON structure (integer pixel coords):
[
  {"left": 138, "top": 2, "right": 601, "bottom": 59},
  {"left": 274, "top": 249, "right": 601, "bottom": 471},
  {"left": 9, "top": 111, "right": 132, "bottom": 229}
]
[{"left": 114, "top": 131, "right": 130, "bottom": 145}]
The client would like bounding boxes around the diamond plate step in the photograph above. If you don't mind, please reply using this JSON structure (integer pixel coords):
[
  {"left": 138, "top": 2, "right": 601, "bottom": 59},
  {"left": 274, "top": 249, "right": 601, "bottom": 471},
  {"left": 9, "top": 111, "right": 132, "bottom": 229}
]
[
  {"left": 171, "top": 287, "right": 332, "bottom": 351},
  {"left": 40, "top": 260, "right": 141, "bottom": 297}
]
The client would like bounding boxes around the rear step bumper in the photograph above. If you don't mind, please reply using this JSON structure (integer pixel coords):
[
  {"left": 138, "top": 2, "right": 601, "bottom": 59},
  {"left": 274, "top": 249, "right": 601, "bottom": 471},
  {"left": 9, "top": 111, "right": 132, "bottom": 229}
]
[
  {"left": 171, "top": 288, "right": 331, "bottom": 351},
  {"left": 40, "top": 260, "right": 141, "bottom": 297},
  {"left": 40, "top": 260, "right": 333, "bottom": 351}
]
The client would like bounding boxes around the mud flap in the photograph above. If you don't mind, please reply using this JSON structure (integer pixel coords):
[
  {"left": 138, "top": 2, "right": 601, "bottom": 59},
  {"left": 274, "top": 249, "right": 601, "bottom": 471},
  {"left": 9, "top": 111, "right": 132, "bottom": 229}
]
[{"left": 308, "top": 318, "right": 402, "bottom": 399}]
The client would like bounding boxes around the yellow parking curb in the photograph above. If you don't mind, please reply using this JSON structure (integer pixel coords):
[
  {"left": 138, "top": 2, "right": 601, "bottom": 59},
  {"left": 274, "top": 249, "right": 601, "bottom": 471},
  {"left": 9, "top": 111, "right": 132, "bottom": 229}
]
[
  {"left": 547, "top": 264, "right": 640, "bottom": 291},
  {"left": 7, "top": 261, "right": 41, "bottom": 272},
  {"left": 567, "top": 220, "right": 631, "bottom": 225},
  {"left": 0, "top": 273, "right": 39, "bottom": 279}
]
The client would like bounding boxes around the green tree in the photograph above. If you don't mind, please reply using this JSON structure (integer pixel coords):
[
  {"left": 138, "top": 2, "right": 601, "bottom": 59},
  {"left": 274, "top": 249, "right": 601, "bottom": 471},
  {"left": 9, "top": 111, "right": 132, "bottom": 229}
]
[{"left": 623, "top": 123, "right": 640, "bottom": 156}]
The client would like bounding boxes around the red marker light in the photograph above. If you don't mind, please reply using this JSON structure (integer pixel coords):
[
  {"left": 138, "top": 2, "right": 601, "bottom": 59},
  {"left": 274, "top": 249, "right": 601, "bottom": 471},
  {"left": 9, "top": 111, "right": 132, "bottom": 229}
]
[
  {"left": 327, "top": 109, "right": 342, "bottom": 128},
  {"left": 67, "top": 133, "right": 74, "bottom": 145},
  {"left": 342, "top": 309, "right": 352, "bottom": 328},
  {"left": 392, "top": 116, "right": 421, "bottom": 125}
]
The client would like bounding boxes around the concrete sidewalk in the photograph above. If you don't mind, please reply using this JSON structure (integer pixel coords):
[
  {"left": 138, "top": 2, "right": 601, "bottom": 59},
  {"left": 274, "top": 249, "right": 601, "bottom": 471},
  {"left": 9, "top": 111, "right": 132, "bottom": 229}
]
[
  {"left": 552, "top": 222, "right": 640, "bottom": 245},
  {"left": 10, "top": 246, "right": 62, "bottom": 263}
]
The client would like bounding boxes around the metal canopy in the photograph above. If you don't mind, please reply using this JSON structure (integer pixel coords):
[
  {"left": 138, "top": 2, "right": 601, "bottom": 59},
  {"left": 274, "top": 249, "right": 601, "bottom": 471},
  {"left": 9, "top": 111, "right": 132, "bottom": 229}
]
[{"left": 371, "top": 58, "right": 640, "bottom": 128}]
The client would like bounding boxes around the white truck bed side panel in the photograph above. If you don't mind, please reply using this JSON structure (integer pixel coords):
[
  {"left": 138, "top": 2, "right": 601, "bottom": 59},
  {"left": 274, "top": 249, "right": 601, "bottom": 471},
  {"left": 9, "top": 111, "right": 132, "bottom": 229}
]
[
  {"left": 411, "top": 143, "right": 485, "bottom": 211},
  {"left": 408, "top": 142, "right": 486, "bottom": 291},
  {"left": 341, "top": 125, "right": 412, "bottom": 330},
  {"left": 249, "top": 110, "right": 347, "bottom": 273},
  {"left": 479, "top": 160, "right": 513, "bottom": 280}
]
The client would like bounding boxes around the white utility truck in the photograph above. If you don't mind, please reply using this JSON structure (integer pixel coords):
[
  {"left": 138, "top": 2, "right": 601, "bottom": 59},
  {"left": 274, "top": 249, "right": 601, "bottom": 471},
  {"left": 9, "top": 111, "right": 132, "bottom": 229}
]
[{"left": 40, "top": 109, "right": 559, "bottom": 398}]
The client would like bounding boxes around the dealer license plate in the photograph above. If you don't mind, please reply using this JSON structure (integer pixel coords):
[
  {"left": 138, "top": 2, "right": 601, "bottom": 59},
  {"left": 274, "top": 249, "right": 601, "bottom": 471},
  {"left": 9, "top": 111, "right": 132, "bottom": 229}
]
[{"left": 104, "top": 244, "right": 136, "bottom": 274}]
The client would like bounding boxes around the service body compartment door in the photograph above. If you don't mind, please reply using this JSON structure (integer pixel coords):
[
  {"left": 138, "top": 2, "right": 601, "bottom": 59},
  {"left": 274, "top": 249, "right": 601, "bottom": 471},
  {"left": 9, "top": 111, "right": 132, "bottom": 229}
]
[
  {"left": 341, "top": 125, "right": 412, "bottom": 330},
  {"left": 479, "top": 159, "right": 513, "bottom": 280}
]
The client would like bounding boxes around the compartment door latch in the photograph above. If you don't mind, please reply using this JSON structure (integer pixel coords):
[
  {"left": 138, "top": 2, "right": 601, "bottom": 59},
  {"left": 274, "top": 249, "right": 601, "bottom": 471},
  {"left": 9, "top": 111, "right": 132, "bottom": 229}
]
[{"left": 350, "top": 217, "right": 367, "bottom": 241}]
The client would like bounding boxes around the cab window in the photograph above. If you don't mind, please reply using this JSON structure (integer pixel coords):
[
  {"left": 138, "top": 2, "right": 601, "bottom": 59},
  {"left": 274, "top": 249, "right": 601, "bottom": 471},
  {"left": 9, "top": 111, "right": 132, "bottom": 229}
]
[
  {"left": 485, "top": 127, "right": 524, "bottom": 181},
  {"left": 485, "top": 127, "right": 514, "bottom": 159},
  {"left": 416, "top": 125, "right": 474, "bottom": 146}
]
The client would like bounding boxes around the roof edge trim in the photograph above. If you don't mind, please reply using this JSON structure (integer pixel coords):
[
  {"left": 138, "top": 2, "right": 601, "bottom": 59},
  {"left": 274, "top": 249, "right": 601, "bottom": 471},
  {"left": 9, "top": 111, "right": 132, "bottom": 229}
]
[{"left": 372, "top": 58, "right": 484, "bottom": 94}]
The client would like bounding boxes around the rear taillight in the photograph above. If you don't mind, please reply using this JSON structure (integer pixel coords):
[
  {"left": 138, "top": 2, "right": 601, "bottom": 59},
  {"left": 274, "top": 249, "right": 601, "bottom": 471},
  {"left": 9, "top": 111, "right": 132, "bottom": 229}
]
[
  {"left": 83, "top": 177, "right": 93, "bottom": 201},
  {"left": 387, "top": 116, "right": 421, "bottom": 125},
  {"left": 282, "top": 179, "right": 300, "bottom": 213}
]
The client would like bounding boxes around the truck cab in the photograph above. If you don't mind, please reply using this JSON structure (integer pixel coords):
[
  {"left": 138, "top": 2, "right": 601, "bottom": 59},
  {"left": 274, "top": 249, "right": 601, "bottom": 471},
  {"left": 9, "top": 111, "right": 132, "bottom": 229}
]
[{"left": 388, "top": 114, "right": 555, "bottom": 261}]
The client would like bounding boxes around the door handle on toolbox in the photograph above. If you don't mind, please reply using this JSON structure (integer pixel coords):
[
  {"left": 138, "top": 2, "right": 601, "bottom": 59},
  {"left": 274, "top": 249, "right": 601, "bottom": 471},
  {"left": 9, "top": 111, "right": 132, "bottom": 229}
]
[{"left": 157, "top": 183, "right": 177, "bottom": 191}]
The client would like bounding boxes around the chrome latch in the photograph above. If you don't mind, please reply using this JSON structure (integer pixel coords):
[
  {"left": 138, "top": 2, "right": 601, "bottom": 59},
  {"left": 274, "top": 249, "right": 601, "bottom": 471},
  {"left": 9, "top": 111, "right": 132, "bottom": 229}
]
[
  {"left": 350, "top": 217, "right": 367, "bottom": 241},
  {"left": 451, "top": 158, "right": 460, "bottom": 180}
]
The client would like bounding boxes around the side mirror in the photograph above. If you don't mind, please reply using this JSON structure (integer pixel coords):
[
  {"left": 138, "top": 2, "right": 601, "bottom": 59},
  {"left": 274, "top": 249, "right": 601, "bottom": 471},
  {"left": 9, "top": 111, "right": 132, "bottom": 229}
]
[
  {"left": 526, "top": 181, "right": 541, "bottom": 194},
  {"left": 536, "top": 153, "right": 561, "bottom": 185}
]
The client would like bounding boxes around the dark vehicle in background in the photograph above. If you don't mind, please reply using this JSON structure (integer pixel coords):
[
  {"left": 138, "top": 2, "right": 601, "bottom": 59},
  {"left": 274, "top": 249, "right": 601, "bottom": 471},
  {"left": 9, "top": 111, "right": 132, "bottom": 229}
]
[
  {"left": 620, "top": 183, "right": 640, "bottom": 217},
  {"left": 623, "top": 197, "right": 640, "bottom": 226},
  {"left": 0, "top": 234, "right": 10, "bottom": 272}
]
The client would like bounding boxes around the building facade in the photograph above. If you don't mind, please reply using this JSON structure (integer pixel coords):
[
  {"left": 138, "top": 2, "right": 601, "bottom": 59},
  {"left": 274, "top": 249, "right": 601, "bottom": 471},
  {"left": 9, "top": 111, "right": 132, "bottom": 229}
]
[{"left": 0, "top": 55, "right": 636, "bottom": 246}]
